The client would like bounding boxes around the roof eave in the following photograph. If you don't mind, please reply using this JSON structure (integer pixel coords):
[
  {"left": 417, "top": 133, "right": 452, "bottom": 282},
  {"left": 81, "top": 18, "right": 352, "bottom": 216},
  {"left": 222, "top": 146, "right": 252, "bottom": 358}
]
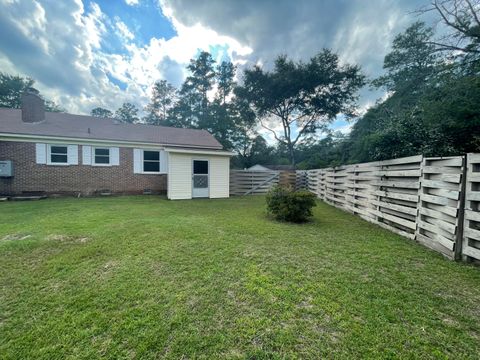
[{"left": 0, "top": 132, "right": 224, "bottom": 150}]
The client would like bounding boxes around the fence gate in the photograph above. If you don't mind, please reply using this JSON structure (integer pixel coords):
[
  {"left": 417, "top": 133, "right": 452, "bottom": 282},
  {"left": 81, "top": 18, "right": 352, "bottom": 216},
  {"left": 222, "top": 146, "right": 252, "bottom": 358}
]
[{"left": 229, "top": 170, "right": 279, "bottom": 196}]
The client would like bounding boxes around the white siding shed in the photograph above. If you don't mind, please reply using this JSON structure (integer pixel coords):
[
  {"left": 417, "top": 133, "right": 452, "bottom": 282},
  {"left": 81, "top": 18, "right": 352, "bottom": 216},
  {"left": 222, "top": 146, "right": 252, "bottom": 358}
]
[{"left": 166, "top": 148, "right": 232, "bottom": 200}]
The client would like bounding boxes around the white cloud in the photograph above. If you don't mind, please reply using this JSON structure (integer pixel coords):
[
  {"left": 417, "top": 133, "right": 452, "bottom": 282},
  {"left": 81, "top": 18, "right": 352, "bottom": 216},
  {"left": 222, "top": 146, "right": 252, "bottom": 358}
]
[
  {"left": 0, "top": 0, "right": 253, "bottom": 117},
  {"left": 0, "top": 0, "right": 432, "bottom": 141},
  {"left": 115, "top": 18, "right": 134, "bottom": 41}
]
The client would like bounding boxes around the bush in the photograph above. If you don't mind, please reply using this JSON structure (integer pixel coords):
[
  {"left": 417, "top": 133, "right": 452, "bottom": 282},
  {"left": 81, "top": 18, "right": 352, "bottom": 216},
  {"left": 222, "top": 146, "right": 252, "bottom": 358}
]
[{"left": 266, "top": 186, "right": 317, "bottom": 223}]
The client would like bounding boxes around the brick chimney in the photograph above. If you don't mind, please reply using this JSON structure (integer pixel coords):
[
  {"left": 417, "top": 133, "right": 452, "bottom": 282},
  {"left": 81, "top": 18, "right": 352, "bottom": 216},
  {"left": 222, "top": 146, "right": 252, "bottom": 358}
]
[{"left": 21, "top": 87, "right": 45, "bottom": 123}]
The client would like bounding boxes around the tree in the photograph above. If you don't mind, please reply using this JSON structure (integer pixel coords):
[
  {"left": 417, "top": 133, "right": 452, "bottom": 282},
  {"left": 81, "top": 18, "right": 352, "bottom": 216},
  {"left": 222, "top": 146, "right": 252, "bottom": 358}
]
[
  {"left": 205, "top": 61, "right": 238, "bottom": 148},
  {"left": 91, "top": 107, "right": 113, "bottom": 118},
  {"left": 346, "top": 18, "right": 480, "bottom": 163},
  {"left": 170, "top": 52, "right": 243, "bottom": 150},
  {"left": 229, "top": 96, "right": 261, "bottom": 166},
  {"left": 0, "top": 72, "right": 62, "bottom": 112},
  {"left": 346, "top": 22, "right": 439, "bottom": 161},
  {"left": 0, "top": 72, "right": 34, "bottom": 108},
  {"left": 114, "top": 102, "right": 139, "bottom": 124},
  {"left": 173, "top": 51, "right": 216, "bottom": 128},
  {"left": 420, "top": 0, "right": 480, "bottom": 59},
  {"left": 236, "top": 50, "right": 365, "bottom": 166},
  {"left": 372, "top": 22, "right": 438, "bottom": 93},
  {"left": 216, "top": 61, "right": 236, "bottom": 105},
  {"left": 144, "top": 80, "right": 177, "bottom": 125}
]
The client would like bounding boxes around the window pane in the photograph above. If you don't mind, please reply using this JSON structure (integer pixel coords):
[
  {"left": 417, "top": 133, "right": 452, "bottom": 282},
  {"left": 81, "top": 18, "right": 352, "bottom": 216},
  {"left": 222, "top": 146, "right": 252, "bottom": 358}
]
[
  {"left": 95, "top": 156, "right": 109, "bottom": 164},
  {"left": 95, "top": 148, "right": 109, "bottom": 156},
  {"left": 193, "top": 160, "right": 208, "bottom": 174},
  {"left": 51, "top": 154, "right": 68, "bottom": 163},
  {"left": 51, "top": 146, "right": 67, "bottom": 154},
  {"left": 144, "top": 151, "right": 159, "bottom": 161},
  {"left": 144, "top": 161, "right": 160, "bottom": 172}
]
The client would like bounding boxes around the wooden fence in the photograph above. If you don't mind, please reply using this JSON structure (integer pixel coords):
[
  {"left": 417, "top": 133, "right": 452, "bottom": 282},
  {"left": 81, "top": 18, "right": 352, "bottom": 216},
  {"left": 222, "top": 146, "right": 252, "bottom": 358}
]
[
  {"left": 463, "top": 153, "right": 480, "bottom": 262},
  {"left": 230, "top": 170, "right": 279, "bottom": 196},
  {"left": 304, "top": 154, "right": 480, "bottom": 263},
  {"left": 230, "top": 169, "right": 304, "bottom": 196}
]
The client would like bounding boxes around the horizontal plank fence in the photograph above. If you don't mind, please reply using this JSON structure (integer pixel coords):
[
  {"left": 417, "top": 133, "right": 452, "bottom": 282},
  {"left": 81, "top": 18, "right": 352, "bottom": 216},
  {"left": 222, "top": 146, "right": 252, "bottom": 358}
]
[
  {"left": 416, "top": 156, "right": 465, "bottom": 259},
  {"left": 230, "top": 170, "right": 279, "bottom": 196},
  {"left": 303, "top": 154, "right": 480, "bottom": 263},
  {"left": 463, "top": 153, "right": 480, "bottom": 262},
  {"left": 296, "top": 170, "right": 308, "bottom": 190},
  {"left": 230, "top": 169, "right": 303, "bottom": 196}
]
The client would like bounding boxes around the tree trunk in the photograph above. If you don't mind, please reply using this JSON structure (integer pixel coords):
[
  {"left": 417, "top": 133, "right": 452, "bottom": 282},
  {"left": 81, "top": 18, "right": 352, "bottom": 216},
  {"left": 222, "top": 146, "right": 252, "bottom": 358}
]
[{"left": 288, "top": 143, "right": 296, "bottom": 169}]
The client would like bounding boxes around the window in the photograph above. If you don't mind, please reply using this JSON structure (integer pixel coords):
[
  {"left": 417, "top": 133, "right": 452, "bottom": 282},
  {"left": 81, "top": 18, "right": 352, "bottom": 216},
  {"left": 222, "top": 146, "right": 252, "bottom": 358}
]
[
  {"left": 49, "top": 145, "right": 68, "bottom": 164},
  {"left": 94, "top": 147, "right": 110, "bottom": 165},
  {"left": 193, "top": 160, "right": 208, "bottom": 174},
  {"left": 143, "top": 150, "right": 160, "bottom": 172}
]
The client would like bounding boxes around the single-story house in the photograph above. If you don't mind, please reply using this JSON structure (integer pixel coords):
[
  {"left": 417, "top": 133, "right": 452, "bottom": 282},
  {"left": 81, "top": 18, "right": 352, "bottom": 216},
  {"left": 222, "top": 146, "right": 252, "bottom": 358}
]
[{"left": 0, "top": 89, "right": 233, "bottom": 199}]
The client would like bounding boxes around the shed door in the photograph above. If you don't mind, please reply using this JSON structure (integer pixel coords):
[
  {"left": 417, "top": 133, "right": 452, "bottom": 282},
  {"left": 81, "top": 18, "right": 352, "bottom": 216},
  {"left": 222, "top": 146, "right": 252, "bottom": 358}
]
[{"left": 192, "top": 160, "right": 209, "bottom": 198}]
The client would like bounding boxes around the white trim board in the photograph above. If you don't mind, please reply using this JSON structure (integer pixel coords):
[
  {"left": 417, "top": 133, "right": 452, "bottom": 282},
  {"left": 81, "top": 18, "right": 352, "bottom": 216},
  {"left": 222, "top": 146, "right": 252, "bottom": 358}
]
[{"left": 165, "top": 148, "right": 234, "bottom": 156}]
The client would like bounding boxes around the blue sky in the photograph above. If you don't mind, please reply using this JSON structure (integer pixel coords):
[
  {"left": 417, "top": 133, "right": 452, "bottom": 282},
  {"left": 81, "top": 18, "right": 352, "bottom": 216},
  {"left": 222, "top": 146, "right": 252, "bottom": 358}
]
[
  {"left": 95, "top": 0, "right": 176, "bottom": 48},
  {"left": 0, "top": 0, "right": 429, "bottom": 141}
]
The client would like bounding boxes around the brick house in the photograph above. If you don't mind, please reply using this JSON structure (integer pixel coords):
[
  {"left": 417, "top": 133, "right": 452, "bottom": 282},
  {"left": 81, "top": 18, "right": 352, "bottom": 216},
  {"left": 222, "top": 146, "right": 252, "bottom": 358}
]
[{"left": 0, "top": 89, "right": 232, "bottom": 199}]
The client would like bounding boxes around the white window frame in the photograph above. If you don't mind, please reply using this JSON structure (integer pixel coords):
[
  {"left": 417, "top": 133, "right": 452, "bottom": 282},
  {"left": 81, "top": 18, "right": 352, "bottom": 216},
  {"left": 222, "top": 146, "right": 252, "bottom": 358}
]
[
  {"left": 142, "top": 149, "right": 161, "bottom": 174},
  {"left": 92, "top": 147, "right": 111, "bottom": 166},
  {"left": 47, "top": 144, "right": 69, "bottom": 165}
]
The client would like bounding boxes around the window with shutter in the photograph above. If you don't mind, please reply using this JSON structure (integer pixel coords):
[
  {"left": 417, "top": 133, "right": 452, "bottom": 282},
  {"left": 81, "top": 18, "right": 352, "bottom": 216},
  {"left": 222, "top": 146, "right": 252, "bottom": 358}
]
[
  {"left": 93, "top": 147, "right": 110, "bottom": 165},
  {"left": 48, "top": 145, "right": 68, "bottom": 164}
]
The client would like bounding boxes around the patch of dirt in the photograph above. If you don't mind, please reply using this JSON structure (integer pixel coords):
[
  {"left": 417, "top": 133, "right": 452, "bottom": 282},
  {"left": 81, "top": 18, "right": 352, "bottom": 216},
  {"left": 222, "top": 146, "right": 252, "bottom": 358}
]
[
  {"left": 442, "top": 317, "right": 459, "bottom": 327},
  {"left": 103, "top": 260, "right": 118, "bottom": 270},
  {"left": 297, "top": 297, "right": 315, "bottom": 310},
  {"left": 1, "top": 234, "right": 31, "bottom": 241},
  {"left": 46, "top": 234, "right": 90, "bottom": 243}
]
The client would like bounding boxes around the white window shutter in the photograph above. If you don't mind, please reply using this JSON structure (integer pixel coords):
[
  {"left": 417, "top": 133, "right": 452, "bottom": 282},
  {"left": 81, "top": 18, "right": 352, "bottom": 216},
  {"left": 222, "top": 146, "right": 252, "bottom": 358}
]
[
  {"left": 133, "top": 149, "right": 142, "bottom": 173},
  {"left": 35, "top": 143, "right": 46, "bottom": 164},
  {"left": 82, "top": 146, "right": 92, "bottom": 165},
  {"left": 110, "top": 147, "right": 119, "bottom": 166},
  {"left": 160, "top": 150, "right": 167, "bottom": 173},
  {"left": 67, "top": 145, "right": 78, "bottom": 165}
]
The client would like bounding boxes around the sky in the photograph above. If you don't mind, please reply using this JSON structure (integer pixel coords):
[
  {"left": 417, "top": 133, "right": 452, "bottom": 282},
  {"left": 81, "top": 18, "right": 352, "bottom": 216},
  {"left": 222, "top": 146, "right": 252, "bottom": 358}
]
[{"left": 0, "top": 0, "right": 429, "bottom": 137}]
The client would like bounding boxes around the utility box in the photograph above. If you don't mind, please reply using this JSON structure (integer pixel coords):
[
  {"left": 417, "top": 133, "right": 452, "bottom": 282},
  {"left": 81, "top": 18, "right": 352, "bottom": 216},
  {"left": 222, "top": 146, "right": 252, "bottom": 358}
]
[{"left": 0, "top": 161, "right": 13, "bottom": 177}]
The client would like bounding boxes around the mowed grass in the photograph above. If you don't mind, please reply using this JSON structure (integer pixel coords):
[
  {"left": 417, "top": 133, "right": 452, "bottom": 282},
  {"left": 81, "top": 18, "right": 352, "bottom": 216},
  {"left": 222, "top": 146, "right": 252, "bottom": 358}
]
[{"left": 0, "top": 196, "right": 479, "bottom": 359}]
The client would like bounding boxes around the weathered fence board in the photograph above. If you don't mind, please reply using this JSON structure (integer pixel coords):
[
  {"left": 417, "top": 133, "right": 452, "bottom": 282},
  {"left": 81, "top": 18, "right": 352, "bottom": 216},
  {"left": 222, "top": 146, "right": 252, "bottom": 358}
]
[
  {"left": 296, "top": 170, "right": 308, "bottom": 190},
  {"left": 230, "top": 170, "right": 279, "bottom": 196},
  {"left": 416, "top": 156, "right": 465, "bottom": 260},
  {"left": 462, "top": 153, "right": 480, "bottom": 262}
]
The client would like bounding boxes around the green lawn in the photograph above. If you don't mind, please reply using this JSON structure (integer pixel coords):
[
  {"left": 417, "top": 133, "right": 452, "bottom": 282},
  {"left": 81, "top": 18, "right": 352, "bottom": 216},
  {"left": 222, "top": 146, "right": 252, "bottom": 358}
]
[{"left": 1, "top": 196, "right": 479, "bottom": 359}]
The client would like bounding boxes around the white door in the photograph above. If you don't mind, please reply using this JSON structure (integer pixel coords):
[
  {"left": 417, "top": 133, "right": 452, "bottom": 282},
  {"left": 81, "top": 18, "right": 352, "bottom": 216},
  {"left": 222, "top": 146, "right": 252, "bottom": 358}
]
[{"left": 192, "top": 159, "right": 209, "bottom": 198}]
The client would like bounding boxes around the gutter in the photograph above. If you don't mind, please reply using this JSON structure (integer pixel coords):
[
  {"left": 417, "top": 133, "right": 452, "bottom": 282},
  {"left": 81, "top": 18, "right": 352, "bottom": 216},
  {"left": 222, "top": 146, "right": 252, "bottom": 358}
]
[{"left": 164, "top": 147, "right": 235, "bottom": 156}]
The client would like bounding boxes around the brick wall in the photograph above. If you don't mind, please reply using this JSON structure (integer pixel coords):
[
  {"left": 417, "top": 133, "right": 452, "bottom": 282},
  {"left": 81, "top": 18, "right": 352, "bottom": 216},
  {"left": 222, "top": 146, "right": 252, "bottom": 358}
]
[{"left": 0, "top": 141, "right": 167, "bottom": 196}]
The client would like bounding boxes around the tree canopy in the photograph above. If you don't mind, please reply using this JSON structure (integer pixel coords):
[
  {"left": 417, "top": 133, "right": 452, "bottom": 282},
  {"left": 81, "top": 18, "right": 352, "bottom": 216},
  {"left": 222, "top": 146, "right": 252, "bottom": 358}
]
[
  {"left": 0, "top": 72, "right": 62, "bottom": 112},
  {"left": 114, "top": 102, "right": 140, "bottom": 124},
  {"left": 91, "top": 107, "right": 113, "bottom": 118},
  {"left": 236, "top": 50, "right": 365, "bottom": 166}
]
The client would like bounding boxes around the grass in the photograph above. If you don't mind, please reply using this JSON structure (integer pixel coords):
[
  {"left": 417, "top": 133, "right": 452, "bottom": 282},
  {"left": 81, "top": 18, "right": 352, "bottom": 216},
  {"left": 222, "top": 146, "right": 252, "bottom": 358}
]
[{"left": 0, "top": 196, "right": 479, "bottom": 359}]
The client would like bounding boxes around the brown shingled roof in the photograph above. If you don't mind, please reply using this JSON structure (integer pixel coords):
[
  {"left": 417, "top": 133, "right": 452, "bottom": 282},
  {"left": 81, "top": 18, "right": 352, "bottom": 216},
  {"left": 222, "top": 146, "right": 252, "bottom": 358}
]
[{"left": 0, "top": 108, "right": 223, "bottom": 149}]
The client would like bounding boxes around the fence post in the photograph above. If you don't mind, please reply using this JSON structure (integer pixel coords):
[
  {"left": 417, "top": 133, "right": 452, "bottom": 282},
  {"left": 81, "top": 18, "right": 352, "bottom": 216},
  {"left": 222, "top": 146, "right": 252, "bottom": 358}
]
[
  {"left": 414, "top": 155, "right": 425, "bottom": 243},
  {"left": 454, "top": 155, "right": 467, "bottom": 261}
]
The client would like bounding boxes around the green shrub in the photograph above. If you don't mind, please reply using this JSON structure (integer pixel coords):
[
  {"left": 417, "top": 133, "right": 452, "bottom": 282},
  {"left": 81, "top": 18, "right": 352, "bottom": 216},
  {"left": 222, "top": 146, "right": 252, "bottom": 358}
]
[{"left": 266, "top": 186, "right": 317, "bottom": 223}]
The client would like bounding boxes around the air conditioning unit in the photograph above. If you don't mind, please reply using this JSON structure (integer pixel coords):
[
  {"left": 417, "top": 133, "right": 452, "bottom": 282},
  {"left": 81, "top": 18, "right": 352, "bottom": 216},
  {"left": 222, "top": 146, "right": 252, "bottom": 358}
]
[{"left": 0, "top": 161, "right": 13, "bottom": 177}]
